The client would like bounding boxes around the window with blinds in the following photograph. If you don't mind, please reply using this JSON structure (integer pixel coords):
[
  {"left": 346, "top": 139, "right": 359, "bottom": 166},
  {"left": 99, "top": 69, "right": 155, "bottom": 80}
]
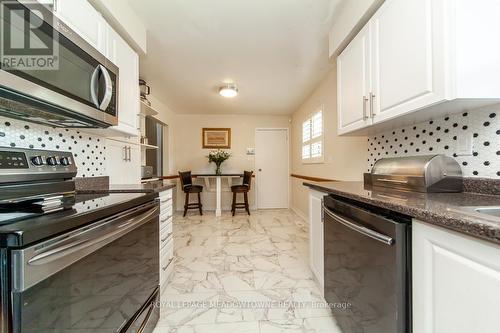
[{"left": 302, "top": 108, "right": 324, "bottom": 163}]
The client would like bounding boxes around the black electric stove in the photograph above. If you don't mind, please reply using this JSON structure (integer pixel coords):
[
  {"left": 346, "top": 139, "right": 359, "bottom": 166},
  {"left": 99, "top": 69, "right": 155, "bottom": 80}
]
[
  {"left": 0, "top": 147, "right": 160, "bottom": 333},
  {"left": 0, "top": 191, "right": 157, "bottom": 247}
]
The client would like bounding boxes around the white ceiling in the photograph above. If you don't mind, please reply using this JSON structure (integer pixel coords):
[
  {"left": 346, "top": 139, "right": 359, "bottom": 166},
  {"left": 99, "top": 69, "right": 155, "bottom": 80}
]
[{"left": 127, "top": 0, "right": 344, "bottom": 115}]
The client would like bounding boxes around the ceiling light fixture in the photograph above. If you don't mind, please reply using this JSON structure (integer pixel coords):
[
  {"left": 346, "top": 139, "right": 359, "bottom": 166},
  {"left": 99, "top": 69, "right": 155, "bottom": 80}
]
[{"left": 219, "top": 84, "right": 238, "bottom": 98}]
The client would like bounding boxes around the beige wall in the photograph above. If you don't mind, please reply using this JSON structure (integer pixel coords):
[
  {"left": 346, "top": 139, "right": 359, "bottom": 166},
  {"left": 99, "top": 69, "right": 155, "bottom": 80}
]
[
  {"left": 290, "top": 66, "right": 367, "bottom": 218},
  {"left": 173, "top": 114, "right": 290, "bottom": 211}
]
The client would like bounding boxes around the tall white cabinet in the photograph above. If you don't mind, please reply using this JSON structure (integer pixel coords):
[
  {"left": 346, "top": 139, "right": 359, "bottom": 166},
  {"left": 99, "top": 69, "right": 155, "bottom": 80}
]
[
  {"left": 106, "top": 28, "right": 140, "bottom": 137},
  {"left": 337, "top": 0, "right": 500, "bottom": 135},
  {"left": 413, "top": 220, "right": 500, "bottom": 333},
  {"left": 308, "top": 190, "right": 324, "bottom": 289}
]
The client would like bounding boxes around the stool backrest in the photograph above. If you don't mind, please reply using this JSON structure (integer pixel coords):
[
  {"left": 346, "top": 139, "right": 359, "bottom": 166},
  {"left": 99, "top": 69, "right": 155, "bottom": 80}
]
[
  {"left": 178, "top": 171, "right": 193, "bottom": 189},
  {"left": 243, "top": 171, "right": 253, "bottom": 189}
]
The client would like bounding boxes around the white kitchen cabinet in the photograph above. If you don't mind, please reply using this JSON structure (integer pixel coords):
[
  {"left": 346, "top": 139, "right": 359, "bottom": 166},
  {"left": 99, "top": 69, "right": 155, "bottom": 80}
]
[
  {"left": 337, "top": 24, "right": 372, "bottom": 135},
  {"left": 370, "top": 0, "right": 445, "bottom": 123},
  {"left": 52, "top": 0, "right": 106, "bottom": 54},
  {"left": 105, "top": 28, "right": 140, "bottom": 137},
  {"left": 159, "top": 189, "right": 174, "bottom": 294},
  {"left": 338, "top": 0, "right": 500, "bottom": 135},
  {"left": 308, "top": 189, "right": 324, "bottom": 289},
  {"left": 105, "top": 139, "right": 141, "bottom": 184},
  {"left": 413, "top": 220, "right": 500, "bottom": 333}
]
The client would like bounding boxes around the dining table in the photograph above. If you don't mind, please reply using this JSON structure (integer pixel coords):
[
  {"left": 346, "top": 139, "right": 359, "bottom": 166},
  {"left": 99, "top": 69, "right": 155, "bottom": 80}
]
[{"left": 191, "top": 173, "right": 247, "bottom": 217}]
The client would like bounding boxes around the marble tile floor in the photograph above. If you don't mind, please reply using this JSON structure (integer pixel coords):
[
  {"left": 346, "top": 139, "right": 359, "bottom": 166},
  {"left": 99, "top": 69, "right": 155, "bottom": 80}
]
[{"left": 153, "top": 209, "right": 344, "bottom": 333}]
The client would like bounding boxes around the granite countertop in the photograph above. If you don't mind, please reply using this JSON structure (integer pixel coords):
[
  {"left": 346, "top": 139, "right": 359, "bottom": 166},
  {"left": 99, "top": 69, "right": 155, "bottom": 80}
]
[
  {"left": 304, "top": 181, "right": 500, "bottom": 244},
  {"left": 77, "top": 179, "right": 176, "bottom": 194}
]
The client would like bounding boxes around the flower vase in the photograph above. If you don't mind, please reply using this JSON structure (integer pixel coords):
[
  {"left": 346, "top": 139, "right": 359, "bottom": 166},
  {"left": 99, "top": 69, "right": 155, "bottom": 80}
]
[{"left": 215, "top": 164, "right": 222, "bottom": 176}]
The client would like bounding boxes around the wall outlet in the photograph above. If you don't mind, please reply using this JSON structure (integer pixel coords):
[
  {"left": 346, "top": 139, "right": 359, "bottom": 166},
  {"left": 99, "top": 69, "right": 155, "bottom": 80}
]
[
  {"left": 455, "top": 132, "right": 473, "bottom": 156},
  {"left": 246, "top": 148, "right": 255, "bottom": 155}
]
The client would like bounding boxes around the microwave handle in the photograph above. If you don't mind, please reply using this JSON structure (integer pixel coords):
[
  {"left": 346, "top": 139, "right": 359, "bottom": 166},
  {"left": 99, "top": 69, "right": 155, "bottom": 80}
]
[
  {"left": 90, "top": 65, "right": 100, "bottom": 108},
  {"left": 99, "top": 65, "right": 113, "bottom": 111}
]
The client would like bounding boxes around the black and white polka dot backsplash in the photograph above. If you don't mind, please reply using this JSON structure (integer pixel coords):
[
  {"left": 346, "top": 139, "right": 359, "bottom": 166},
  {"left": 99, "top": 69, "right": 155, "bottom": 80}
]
[
  {"left": 0, "top": 116, "right": 106, "bottom": 178},
  {"left": 367, "top": 106, "right": 500, "bottom": 179}
]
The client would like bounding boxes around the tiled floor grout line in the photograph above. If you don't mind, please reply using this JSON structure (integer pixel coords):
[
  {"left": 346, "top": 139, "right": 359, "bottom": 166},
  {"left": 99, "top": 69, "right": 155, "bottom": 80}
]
[{"left": 153, "top": 209, "right": 342, "bottom": 332}]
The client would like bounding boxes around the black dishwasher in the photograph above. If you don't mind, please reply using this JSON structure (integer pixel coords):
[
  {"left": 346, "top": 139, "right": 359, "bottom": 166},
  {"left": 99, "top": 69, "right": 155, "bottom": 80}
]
[{"left": 323, "top": 194, "right": 411, "bottom": 333}]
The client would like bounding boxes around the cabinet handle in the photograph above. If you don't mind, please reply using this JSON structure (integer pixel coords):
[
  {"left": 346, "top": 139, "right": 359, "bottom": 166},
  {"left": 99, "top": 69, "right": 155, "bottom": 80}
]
[
  {"left": 369, "top": 92, "right": 376, "bottom": 118},
  {"left": 362, "top": 96, "right": 369, "bottom": 120},
  {"left": 123, "top": 146, "right": 131, "bottom": 162}
]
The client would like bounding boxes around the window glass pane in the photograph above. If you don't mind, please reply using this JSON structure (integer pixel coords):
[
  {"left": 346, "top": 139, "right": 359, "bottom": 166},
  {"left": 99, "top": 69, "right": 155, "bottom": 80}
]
[
  {"left": 302, "top": 120, "right": 311, "bottom": 143},
  {"left": 311, "top": 141, "right": 322, "bottom": 158},
  {"left": 302, "top": 144, "right": 310, "bottom": 159},
  {"left": 312, "top": 111, "right": 323, "bottom": 139}
]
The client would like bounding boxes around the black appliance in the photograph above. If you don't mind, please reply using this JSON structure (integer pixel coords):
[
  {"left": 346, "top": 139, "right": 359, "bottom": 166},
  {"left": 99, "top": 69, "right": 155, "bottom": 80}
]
[
  {"left": 0, "top": 147, "right": 159, "bottom": 333},
  {"left": 323, "top": 194, "right": 411, "bottom": 333},
  {"left": 0, "top": 0, "right": 119, "bottom": 128}
]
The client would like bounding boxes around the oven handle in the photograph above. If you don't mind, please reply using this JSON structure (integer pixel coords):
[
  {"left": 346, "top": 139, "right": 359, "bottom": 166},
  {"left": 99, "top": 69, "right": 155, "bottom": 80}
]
[
  {"left": 27, "top": 205, "right": 159, "bottom": 266},
  {"left": 322, "top": 203, "right": 395, "bottom": 246}
]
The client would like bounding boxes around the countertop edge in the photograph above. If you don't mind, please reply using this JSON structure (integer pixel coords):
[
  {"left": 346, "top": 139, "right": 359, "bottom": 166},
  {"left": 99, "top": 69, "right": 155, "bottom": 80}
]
[
  {"left": 304, "top": 181, "right": 500, "bottom": 245},
  {"left": 77, "top": 182, "right": 176, "bottom": 195}
]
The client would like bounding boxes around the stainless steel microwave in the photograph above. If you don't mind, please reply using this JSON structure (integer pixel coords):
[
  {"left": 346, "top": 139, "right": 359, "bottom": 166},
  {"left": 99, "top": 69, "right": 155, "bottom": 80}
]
[{"left": 0, "top": 0, "right": 118, "bottom": 128}]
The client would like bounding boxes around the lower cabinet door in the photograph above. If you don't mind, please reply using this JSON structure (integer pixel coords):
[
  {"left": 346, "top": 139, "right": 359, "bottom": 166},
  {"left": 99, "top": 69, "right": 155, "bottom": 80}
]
[
  {"left": 308, "top": 190, "right": 324, "bottom": 288},
  {"left": 106, "top": 140, "right": 141, "bottom": 184},
  {"left": 413, "top": 220, "right": 500, "bottom": 333}
]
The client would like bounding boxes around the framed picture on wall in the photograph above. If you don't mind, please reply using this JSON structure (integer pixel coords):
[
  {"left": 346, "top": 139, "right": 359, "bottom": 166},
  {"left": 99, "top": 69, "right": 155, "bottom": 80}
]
[{"left": 202, "top": 128, "right": 231, "bottom": 149}]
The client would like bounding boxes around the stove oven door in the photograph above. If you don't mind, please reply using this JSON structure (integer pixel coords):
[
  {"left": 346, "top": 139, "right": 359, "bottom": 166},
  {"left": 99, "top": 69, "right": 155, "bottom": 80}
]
[{"left": 10, "top": 201, "right": 159, "bottom": 333}]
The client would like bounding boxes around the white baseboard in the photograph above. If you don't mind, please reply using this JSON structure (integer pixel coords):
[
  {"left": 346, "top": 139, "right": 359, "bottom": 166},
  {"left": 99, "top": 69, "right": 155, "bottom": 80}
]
[{"left": 291, "top": 205, "right": 309, "bottom": 224}]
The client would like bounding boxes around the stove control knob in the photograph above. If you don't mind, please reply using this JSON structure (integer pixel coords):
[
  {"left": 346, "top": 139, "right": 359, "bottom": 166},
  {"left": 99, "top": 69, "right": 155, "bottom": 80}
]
[
  {"left": 60, "top": 156, "right": 71, "bottom": 166},
  {"left": 46, "top": 156, "right": 58, "bottom": 166},
  {"left": 31, "top": 156, "right": 44, "bottom": 166}
]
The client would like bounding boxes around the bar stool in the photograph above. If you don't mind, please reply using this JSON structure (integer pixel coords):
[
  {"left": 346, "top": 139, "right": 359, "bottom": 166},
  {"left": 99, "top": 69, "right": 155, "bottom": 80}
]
[
  {"left": 231, "top": 171, "right": 253, "bottom": 216},
  {"left": 179, "top": 171, "right": 203, "bottom": 217}
]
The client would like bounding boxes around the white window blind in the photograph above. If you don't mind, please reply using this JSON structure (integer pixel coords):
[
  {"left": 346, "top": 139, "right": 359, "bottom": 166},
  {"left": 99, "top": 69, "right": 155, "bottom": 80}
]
[
  {"left": 302, "top": 108, "right": 324, "bottom": 163},
  {"left": 302, "top": 120, "right": 311, "bottom": 143},
  {"left": 312, "top": 111, "right": 322, "bottom": 139}
]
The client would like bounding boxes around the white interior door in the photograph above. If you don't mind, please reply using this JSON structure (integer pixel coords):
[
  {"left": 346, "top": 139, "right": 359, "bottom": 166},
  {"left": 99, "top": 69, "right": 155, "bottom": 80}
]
[{"left": 255, "top": 129, "right": 289, "bottom": 209}]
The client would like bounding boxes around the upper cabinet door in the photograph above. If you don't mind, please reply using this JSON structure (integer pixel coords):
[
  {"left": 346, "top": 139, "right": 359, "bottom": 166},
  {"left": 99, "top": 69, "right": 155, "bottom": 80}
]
[
  {"left": 107, "top": 28, "right": 140, "bottom": 136},
  {"left": 53, "top": 0, "right": 106, "bottom": 54},
  {"left": 370, "top": 0, "right": 446, "bottom": 123},
  {"left": 337, "top": 24, "right": 372, "bottom": 135}
]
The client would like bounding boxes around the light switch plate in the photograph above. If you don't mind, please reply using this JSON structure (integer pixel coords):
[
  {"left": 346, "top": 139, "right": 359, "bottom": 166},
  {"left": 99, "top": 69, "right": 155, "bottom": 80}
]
[{"left": 455, "top": 132, "right": 473, "bottom": 156}]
